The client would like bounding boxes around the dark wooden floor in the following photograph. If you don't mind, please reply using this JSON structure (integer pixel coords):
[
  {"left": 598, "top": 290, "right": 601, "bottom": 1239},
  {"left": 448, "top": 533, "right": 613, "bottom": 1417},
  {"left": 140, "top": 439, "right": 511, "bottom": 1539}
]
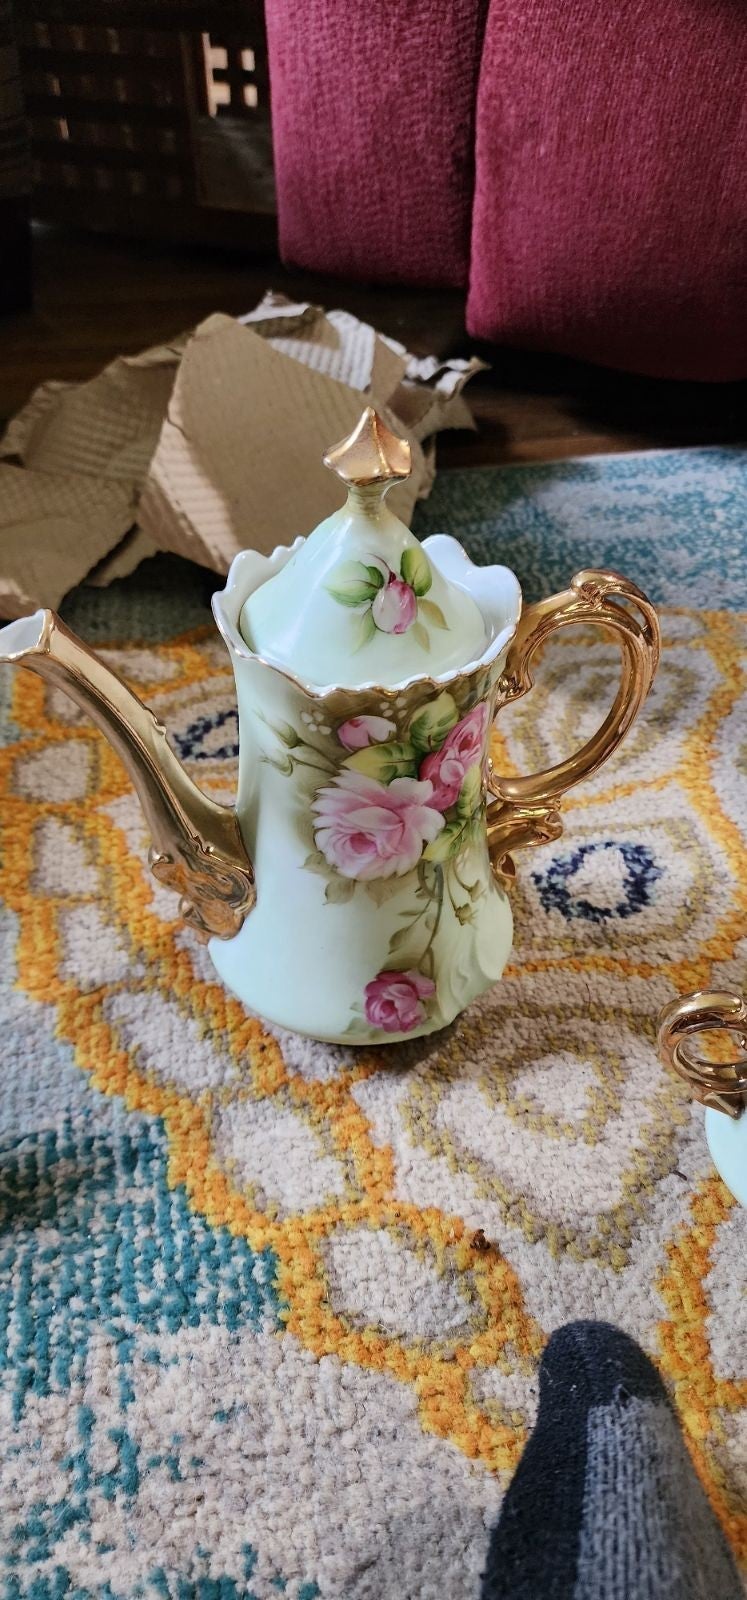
[{"left": 1, "top": 225, "right": 745, "bottom": 465}]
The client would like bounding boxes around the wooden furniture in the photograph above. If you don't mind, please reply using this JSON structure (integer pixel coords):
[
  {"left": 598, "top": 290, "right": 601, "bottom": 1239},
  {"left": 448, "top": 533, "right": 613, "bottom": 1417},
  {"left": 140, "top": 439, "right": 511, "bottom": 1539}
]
[
  {"left": 0, "top": 0, "right": 31, "bottom": 312},
  {"left": 18, "top": 0, "right": 276, "bottom": 250}
]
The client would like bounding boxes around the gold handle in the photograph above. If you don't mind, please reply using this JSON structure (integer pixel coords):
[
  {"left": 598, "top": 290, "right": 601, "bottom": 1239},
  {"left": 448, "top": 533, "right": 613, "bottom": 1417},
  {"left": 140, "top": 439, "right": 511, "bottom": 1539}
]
[
  {"left": 487, "top": 570, "right": 660, "bottom": 885},
  {"left": 657, "top": 991, "right": 747, "bottom": 1119}
]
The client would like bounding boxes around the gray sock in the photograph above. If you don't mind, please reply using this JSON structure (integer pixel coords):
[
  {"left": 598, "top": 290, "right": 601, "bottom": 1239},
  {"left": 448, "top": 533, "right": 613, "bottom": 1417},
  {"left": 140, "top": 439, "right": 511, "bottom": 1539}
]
[{"left": 482, "top": 1321, "right": 742, "bottom": 1600}]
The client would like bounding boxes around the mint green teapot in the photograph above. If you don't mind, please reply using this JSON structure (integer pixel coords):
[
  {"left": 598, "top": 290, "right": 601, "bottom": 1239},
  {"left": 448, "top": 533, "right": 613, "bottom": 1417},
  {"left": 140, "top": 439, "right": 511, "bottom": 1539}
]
[{"left": 0, "top": 410, "right": 659, "bottom": 1044}]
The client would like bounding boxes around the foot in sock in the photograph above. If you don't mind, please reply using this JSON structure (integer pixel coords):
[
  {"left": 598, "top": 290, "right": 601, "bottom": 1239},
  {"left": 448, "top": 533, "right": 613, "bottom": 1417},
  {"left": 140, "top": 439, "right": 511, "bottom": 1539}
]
[{"left": 481, "top": 1320, "right": 742, "bottom": 1600}]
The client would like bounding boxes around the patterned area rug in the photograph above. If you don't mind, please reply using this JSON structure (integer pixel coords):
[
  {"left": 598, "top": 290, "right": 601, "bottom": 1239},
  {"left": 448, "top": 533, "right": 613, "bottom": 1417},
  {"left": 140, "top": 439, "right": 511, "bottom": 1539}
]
[{"left": 1, "top": 447, "right": 745, "bottom": 1597}]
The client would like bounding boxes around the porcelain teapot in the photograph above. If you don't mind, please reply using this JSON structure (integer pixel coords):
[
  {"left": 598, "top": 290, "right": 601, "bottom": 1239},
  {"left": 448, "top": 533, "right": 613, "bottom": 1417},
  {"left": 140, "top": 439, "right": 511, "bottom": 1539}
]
[{"left": 0, "top": 409, "right": 660, "bottom": 1045}]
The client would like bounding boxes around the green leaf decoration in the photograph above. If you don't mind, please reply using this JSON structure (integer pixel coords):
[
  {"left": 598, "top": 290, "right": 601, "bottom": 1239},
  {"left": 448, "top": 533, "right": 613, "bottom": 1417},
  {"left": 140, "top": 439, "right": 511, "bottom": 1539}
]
[
  {"left": 365, "top": 877, "right": 407, "bottom": 907},
  {"left": 468, "top": 879, "right": 483, "bottom": 902},
  {"left": 342, "top": 1017, "right": 367, "bottom": 1037},
  {"left": 365, "top": 564, "right": 385, "bottom": 591},
  {"left": 456, "top": 764, "right": 482, "bottom": 821},
  {"left": 351, "top": 609, "right": 377, "bottom": 653},
  {"left": 423, "top": 820, "right": 467, "bottom": 863},
  {"left": 345, "top": 740, "right": 418, "bottom": 783},
  {"left": 418, "top": 858, "right": 440, "bottom": 894},
  {"left": 408, "top": 690, "right": 459, "bottom": 755},
  {"left": 303, "top": 850, "right": 329, "bottom": 876},
  {"left": 387, "top": 925, "right": 414, "bottom": 954},
  {"left": 400, "top": 546, "right": 432, "bottom": 596},
  {"left": 467, "top": 812, "right": 487, "bottom": 848},
  {"left": 324, "top": 875, "right": 356, "bottom": 904},
  {"left": 273, "top": 720, "right": 301, "bottom": 748},
  {"left": 326, "top": 560, "right": 380, "bottom": 606},
  {"left": 261, "top": 753, "right": 294, "bottom": 775},
  {"left": 455, "top": 903, "right": 474, "bottom": 925},
  {"left": 412, "top": 621, "right": 431, "bottom": 653},
  {"left": 419, "top": 598, "right": 448, "bottom": 630}
]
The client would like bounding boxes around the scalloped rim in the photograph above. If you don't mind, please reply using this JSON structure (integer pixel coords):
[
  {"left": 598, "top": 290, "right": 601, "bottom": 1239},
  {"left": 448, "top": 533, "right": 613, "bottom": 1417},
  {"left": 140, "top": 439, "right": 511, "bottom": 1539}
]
[{"left": 212, "top": 534, "right": 522, "bottom": 700}]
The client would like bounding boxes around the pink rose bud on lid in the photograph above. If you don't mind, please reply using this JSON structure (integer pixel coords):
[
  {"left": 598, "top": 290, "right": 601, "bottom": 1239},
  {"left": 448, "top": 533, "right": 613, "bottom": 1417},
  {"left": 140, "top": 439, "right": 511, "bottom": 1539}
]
[{"left": 371, "top": 576, "right": 418, "bottom": 635}]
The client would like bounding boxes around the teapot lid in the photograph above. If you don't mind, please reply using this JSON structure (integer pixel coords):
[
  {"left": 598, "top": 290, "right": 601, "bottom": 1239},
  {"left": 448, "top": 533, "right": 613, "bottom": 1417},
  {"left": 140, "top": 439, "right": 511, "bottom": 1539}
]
[{"left": 239, "top": 408, "right": 488, "bottom": 689}]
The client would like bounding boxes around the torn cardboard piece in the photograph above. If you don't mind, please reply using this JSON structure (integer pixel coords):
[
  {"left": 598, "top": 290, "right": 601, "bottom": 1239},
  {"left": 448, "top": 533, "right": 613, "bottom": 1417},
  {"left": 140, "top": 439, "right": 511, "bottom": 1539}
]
[
  {"left": 139, "top": 312, "right": 431, "bottom": 563},
  {"left": 0, "top": 463, "right": 137, "bottom": 619},
  {"left": 0, "top": 339, "right": 183, "bottom": 616},
  {"left": 0, "top": 293, "right": 485, "bottom": 619},
  {"left": 0, "top": 338, "right": 186, "bottom": 482}
]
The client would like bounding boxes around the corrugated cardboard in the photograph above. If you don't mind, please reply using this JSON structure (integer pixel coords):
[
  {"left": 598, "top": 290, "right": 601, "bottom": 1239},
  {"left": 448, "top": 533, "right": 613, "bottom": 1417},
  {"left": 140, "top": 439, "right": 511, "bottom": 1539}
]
[{"left": 0, "top": 293, "right": 484, "bottom": 619}]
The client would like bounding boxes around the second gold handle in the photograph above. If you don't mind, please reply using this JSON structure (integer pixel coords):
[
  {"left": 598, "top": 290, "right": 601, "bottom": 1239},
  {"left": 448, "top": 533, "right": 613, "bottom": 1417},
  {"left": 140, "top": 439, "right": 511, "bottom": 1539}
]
[
  {"left": 487, "top": 570, "right": 660, "bottom": 885},
  {"left": 658, "top": 991, "right": 747, "bottom": 1118}
]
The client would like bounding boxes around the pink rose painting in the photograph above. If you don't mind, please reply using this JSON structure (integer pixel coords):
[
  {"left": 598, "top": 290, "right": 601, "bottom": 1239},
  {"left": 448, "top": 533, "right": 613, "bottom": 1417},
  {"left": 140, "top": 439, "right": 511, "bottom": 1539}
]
[
  {"left": 325, "top": 545, "right": 435, "bottom": 643},
  {"left": 337, "top": 714, "right": 397, "bottom": 751},
  {"left": 312, "top": 771, "right": 445, "bottom": 879},
  {"left": 371, "top": 575, "right": 417, "bottom": 635},
  {"left": 264, "top": 673, "right": 493, "bottom": 1039},
  {"left": 418, "top": 704, "right": 489, "bottom": 810},
  {"left": 364, "top": 969, "right": 436, "bottom": 1033}
]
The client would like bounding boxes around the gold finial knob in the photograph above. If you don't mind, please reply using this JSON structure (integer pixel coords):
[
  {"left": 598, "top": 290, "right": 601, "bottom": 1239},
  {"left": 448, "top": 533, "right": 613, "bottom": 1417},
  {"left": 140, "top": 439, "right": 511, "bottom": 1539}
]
[{"left": 323, "top": 407, "right": 411, "bottom": 489}]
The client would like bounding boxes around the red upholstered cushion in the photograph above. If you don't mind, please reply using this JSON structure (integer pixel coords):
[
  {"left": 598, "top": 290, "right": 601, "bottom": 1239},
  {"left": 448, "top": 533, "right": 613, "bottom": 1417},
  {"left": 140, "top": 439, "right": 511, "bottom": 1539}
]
[
  {"left": 265, "top": 0, "right": 487, "bottom": 288},
  {"left": 467, "top": 1, "right": 747, "bottom": 380}
]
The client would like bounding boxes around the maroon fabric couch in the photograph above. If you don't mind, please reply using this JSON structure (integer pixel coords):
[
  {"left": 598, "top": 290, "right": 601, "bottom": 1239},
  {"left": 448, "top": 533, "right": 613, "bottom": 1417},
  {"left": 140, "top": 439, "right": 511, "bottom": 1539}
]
[
  {"left": 265, "top": 0, "right": 747, "bottom": 381},
  {"left": 264, "top": 0, "right": 488, "bottom": 289}
]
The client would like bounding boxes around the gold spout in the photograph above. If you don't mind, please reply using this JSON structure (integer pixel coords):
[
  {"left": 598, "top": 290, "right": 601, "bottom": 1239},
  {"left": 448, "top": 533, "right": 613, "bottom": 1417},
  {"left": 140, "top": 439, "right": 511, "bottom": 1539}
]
[{"left": 0, "top": 610, "right": 255, "bottom": 941}]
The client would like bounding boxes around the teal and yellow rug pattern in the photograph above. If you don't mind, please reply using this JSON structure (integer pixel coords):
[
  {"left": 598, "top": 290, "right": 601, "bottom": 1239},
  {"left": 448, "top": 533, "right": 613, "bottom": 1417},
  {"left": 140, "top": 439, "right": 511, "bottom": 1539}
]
[{"left": 0, "top": 448, "right": 745, "bottom": 1596}]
